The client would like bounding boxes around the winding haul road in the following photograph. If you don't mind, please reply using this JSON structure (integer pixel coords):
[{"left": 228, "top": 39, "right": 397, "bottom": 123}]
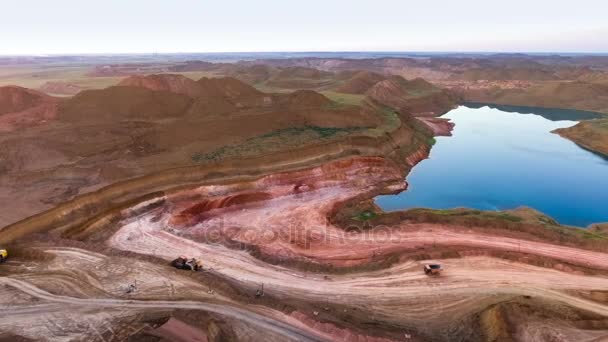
[
  {"left": 2, "top": 158, "right": 608, "bottom": 340},
  {"left": 0, "top": 277, "right": 331, "bottom": 342}
]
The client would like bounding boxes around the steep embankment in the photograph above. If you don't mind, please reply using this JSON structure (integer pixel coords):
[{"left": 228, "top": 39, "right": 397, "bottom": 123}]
[
  {"left": 0, "top": 72, "right": 431, "bottom": 240},
  {"left": 0, "top": 116, "right": 425, "bottom": 245},
  {"left": 0, "top": 75, "right": 395, "bottom": 228},
  {"left": 553, "top": 119, "right": 608, "bottom": 156}
]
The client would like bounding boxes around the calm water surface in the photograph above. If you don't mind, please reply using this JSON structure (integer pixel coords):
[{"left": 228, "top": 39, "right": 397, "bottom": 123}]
[{"left": 375, "top": 105, "right": 608, "bottom": 227}]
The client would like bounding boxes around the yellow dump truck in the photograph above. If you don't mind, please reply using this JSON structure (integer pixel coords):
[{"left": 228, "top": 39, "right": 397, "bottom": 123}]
[{"left": 0, "top": 248, "right": 7, "bottom": 263}]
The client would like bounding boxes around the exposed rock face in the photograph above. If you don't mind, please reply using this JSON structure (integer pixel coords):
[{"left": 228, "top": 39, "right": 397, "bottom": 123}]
[
  {"left": 366, "top": 76, "right": 458, "bottom": 116},
  {"left": 416, "top": 117, "right": 455, "bottom": 136},
  {"left": 553, "top": 119, "right": 608, "bottom": 156},
  {"left": 0, "top": 77, "right": 400, "bottom": 229},
  {"left": 0, "top": 86, "right": 59, "bottom": 131}
]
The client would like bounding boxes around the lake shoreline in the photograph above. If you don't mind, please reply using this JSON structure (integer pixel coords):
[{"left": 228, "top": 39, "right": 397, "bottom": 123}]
[{"left": 376, "top": 104, "right": 608, "bottom": 227}]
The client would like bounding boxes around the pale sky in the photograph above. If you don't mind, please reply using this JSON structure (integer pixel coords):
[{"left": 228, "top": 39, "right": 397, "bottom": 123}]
[{"left": 2, "top": 0, "right": 607, "bottom": 54}]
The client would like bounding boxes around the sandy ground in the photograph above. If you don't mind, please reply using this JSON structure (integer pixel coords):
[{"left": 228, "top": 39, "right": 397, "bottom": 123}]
[
  {"left": 2, "top": 157, "right": 608, "bottom": 341},
  {"left": 100, "top": 161, "right": 608, "bottom": 340}
]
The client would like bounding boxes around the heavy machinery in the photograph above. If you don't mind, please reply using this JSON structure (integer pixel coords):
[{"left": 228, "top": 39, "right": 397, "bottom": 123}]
[
  {"left": 424, "top": 263, "right": 442, "bottom": 275},
  {"left": 0, "top": 248, "right": 7, "bottom": 263},
  {"left": 172, "top": 256, "right": 203, "bottom": 271}
]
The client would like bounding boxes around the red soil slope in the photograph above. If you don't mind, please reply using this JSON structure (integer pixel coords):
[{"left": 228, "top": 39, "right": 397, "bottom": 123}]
[
  {"left": 118, "top": 74, "right": 204, "bottom": 97},
  {"left": 333, "top": 71, "right": 387, "bottom": 94},
  {"left": 58, "top": 86, "right": 192, "bottom": 122},
  {"left": 0, "top": 86, "right": 59, "bottom": 131}
]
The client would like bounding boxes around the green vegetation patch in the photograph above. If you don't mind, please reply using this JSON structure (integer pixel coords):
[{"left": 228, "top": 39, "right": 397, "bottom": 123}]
[
  {"left": 320, "top": 91, "right": 366, "bottom": 106},
  {"left": 578, "top": 229, "right": 606, "bottom": 241},
  {"left": 192, "top": 125, "right": 365, "bottom": 163},
  {"left": 407, "top": 208, "right": 523, "bottom": 222},
  {"left": 352, "top": 210, "right": 378, "bottom": 221}
]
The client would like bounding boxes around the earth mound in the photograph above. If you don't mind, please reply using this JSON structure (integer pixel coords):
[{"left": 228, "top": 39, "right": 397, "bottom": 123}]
[
  {"left": 366, "top": 76, "right": 458, "bottom": 116},
  {"left": 333, "top": 71, "right": 386, "bottom": 94},
  {"left": 58, "top": 86, "right": 192, "bottom": 122},
  {"left": 118, "top": 74, "right": 203, "bottom": 97},
  {"left": 0, "top": 86, "right": 59, "bottom": 131},
  {"left": 0, "top": 86, "right": 52, "bottom": 115},
  {"left": 197, "top": 76, "right": 263, "bottom": 99},
  {"left": 277, "top": 89, "right": 332, "bottom": 108},
  {"left": 225, "top": 64, "right": 276, "bottom": 84}
]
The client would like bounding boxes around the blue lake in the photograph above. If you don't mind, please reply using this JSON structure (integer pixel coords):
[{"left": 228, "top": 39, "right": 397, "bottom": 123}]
[{"left": 375, "top": 104, "right": 608, "bottom": 227}]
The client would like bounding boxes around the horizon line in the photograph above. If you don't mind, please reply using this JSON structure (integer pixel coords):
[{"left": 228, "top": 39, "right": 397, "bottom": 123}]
[{"left": 1, "top": 50, "right": 608, "bottom": 57}]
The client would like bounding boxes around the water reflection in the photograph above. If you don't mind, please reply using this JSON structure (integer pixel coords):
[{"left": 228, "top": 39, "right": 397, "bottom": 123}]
[{"left": 376, "top": 105, "right": 608, "bottom": 227}]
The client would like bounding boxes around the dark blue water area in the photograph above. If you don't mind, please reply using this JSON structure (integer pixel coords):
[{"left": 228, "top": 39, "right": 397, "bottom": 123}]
[{"left": 375, "top": 105, "right": 608, "bottom": 227}]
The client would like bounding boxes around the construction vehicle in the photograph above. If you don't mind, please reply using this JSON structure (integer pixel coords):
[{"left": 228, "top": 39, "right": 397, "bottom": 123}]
[
  {"left": 423, "top": 264, "right": 442, "bottom": 275},
  {"left": 0, "top": 248, "right": 7, "bottom": 263},
  {"left": 171, "top": 256, "right": 203, "bottom": 271}
]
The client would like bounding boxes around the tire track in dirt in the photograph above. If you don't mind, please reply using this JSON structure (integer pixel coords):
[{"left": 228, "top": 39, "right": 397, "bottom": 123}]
[{"left": 0, "top": 277, "right": 333, "bottom": 342}]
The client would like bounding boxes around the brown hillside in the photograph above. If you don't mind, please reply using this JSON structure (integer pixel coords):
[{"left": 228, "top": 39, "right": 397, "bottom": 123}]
[
  {"left": 0, "top": 86, "right": 59, "bottom": 131},
  {"left": 465, "top": 81, "right": 608, "bottom": 114},
  {"left": 197, "top": 76, "right": 263, "bottom": 99},
  {"left": 454, "top": 68, "right": 559, "bottom": 81},
  {"left": 276, "top": 89, "right": 332, "bottom": 108},
  {"left": 366, "top": 76, "right": 458, "bottom": 116},
  {"left": 226, "top": 64, "right": 277, "bottom": 84},
  {"left": 58, "top": 86, "right": 192, "bottom": 122},
  {"left": 266, "top": 67, "right": 335, "bottom": 89},
  {"left": 118, "top": 74, "right": 203, "bottom": 97},
  {"left": 0, "top": 86, "right": 51, "bottom": 115},
  {"left": 276, "top": 66, "right": 333, "bottom": 79},
  {"left": 333, "top": 71, "right": 386, "bottom": 94},
  {"left": 553, "top": 119, "right": 608, "bottom": 156}
]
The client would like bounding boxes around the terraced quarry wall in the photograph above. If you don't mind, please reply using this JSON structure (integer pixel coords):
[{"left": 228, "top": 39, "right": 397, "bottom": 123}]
[{"left": 0, "top": 118, "right": 426, "bottom": 245}]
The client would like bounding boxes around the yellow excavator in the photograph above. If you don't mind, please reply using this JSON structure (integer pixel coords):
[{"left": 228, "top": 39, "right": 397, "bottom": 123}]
[{"left": 0, "top": 248, "right": 7, "bottom": 263}]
